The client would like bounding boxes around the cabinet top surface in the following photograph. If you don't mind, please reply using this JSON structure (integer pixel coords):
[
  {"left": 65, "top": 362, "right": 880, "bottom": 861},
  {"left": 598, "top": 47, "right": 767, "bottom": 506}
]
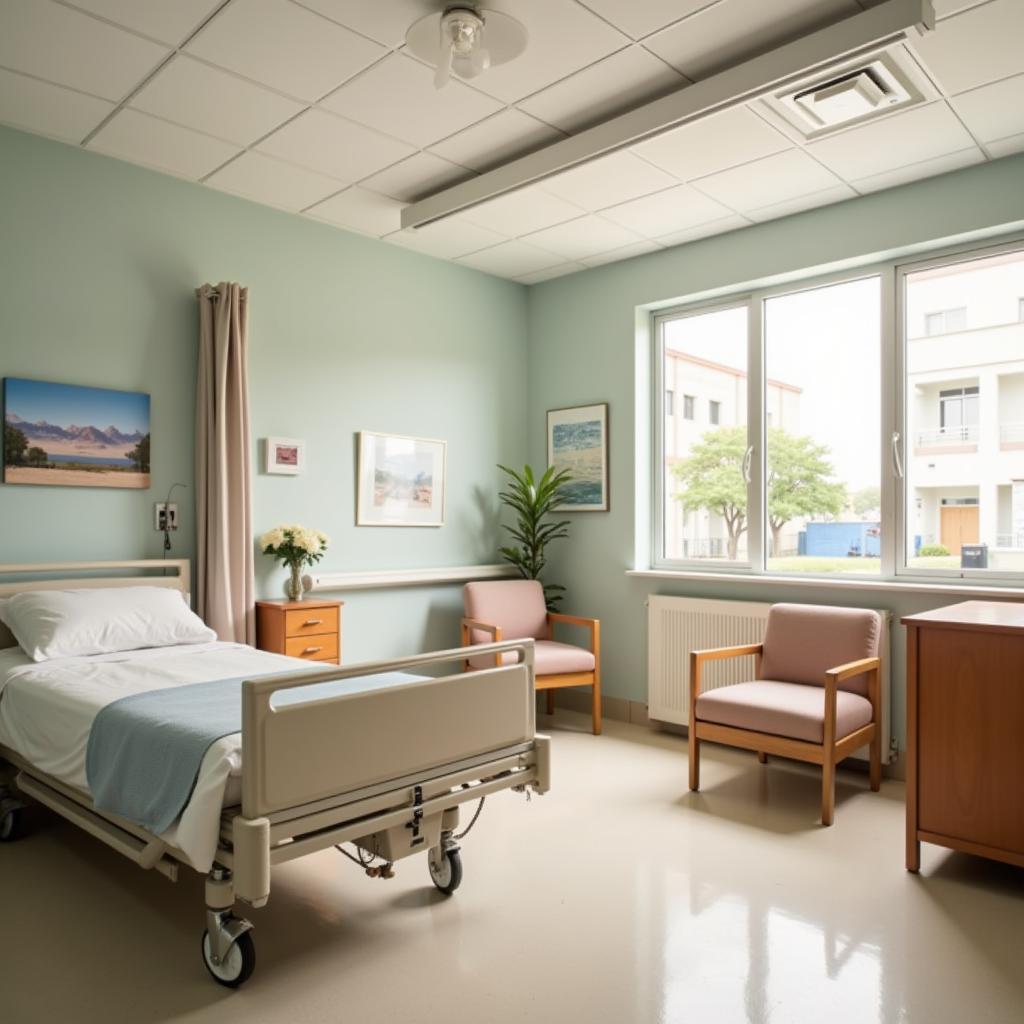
[
  {"left": 256, "top": 599, "right": 343, "bottom": 611},
  {"left": 902, "top": 600, "right": 1024, "bottom": 632}
]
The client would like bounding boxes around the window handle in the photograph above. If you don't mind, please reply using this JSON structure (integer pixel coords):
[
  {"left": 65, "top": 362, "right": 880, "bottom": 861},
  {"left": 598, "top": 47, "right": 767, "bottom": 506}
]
[
  {"left": 891, "top": 431, "right": 904, "bottom": 479},
  {"left": 742, "top": 445, "right": 754, "bottom": 484}
]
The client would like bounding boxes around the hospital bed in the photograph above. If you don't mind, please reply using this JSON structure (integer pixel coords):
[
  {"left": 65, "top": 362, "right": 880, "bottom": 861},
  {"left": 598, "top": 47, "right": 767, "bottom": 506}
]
[{"left": 0, "top": 560, "right": 550, "bottom": 987}]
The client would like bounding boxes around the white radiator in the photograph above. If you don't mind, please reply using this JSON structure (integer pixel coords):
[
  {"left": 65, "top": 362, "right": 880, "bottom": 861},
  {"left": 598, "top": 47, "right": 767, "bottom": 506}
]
[{"left": 647, "top": 596, "right": 893, "bottom": 765}]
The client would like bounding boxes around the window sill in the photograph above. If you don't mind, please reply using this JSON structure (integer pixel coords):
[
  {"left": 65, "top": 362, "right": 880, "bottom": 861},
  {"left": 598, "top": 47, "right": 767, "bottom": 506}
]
[{"left": 626, "top": 568, "right": 1024, "bottom": 599}]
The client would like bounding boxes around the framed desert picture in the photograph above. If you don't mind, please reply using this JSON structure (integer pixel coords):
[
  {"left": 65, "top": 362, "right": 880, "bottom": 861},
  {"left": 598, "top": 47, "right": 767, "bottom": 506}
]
[
  {"left": 548, "top": 402, "right": 608, "bottom": 512},
  {"left": 357, "top": 431, "right": 446, "bottom": 527},
  {"left": 3, "top": 377, "right": 150, "bottom": 489},
  {"left": 265, "top": 437, "right": 305, "bottom": 475}
]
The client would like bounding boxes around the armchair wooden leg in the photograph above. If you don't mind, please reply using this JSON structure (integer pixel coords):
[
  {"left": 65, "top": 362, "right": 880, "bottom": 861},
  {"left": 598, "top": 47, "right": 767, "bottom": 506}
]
[
  {"left": 821, "top": 758, "right": 835, "bottom": 827},
  {"left": 869, "top": 729, "right": 882, "bottom": 792},
  {"left": 545, "top": 689, "right": 555, "bottom": 716},
  {"left": 688, "top": 730, "right": 700, "bottom": 791},
  {"left": 591, "top": 675, "right": 601, "bottom": 736},
  {"left": 757, "top": 751, "right": 768, "bottom": 765}
]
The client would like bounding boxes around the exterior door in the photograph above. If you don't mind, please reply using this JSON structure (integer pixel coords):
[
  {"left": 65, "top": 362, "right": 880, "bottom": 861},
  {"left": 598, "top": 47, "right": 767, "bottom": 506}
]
[{"left": 940, "top": 505, "right": 979, "bottom": 555}]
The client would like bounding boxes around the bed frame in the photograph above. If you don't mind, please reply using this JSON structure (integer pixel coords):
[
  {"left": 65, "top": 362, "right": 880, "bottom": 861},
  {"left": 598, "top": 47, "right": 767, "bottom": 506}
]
[{"left": 0, "top": 560, "right": 550, "bottom": 986}]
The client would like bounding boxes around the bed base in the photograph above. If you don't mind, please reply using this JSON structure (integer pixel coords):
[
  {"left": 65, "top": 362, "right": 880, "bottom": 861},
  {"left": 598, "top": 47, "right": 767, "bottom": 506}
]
[{"left": 0, "top": 638, "right": 550, "bottom": 987}]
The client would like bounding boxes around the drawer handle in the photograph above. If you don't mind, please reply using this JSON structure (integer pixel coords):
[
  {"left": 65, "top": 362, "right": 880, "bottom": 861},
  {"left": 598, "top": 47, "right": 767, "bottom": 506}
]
[
  {"left": 303, "top": 618, "right": 324, "bottom": 627},
  {"left": 303, "top": 646, "right": 323, "bottom": 655}
]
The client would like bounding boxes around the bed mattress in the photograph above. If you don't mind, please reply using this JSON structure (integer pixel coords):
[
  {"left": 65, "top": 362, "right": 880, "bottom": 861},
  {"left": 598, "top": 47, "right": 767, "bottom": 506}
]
[{"left": 0, "top": 641, "right": 420, "bottom": 871}]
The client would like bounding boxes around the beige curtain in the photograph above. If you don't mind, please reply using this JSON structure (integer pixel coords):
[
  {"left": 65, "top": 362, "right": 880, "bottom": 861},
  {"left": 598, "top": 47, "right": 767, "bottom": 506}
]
[{"left": 195, "top": 282, "right": 254, "bottom": 644}]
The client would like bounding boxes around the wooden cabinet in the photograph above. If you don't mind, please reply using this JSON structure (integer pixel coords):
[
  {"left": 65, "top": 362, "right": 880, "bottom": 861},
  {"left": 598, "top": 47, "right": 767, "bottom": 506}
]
[
  {"left": 256, "top": 599, "right": 342, "bottom": 665},
  {"left": 903, "top": 601, "right": 1024, "bottom": 871}
]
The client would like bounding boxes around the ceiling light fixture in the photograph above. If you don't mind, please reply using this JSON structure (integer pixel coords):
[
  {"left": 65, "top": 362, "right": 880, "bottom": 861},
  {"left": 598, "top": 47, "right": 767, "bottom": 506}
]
[{"left": 406, "top": 5, "right": 528, "bottom": 90}]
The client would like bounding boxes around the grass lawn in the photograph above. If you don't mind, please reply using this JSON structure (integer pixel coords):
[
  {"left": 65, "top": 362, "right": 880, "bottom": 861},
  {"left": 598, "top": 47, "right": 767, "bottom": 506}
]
[{"left": 768, "top": 556, "right": 961, "bottom": 574}]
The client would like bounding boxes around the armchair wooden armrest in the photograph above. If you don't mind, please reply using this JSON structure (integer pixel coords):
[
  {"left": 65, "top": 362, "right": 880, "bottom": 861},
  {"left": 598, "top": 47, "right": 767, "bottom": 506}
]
[
  {"left": 824, "top": 656, "right": 880, "bottom": 685},
  {"left": 460, "top": 617, "right": 502, "bottom": 645},
  {"left": 547, "top": 612, "right": 600, "bottom": 650},
  {"left": 689, "top": 642, "right": 763, "bottom": 720}
]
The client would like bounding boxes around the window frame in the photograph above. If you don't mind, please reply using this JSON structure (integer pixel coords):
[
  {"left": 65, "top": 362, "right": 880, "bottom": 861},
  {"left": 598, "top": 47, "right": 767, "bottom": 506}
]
[{"left": 651, "top": 231, "right": 1024, "bottom": 586}]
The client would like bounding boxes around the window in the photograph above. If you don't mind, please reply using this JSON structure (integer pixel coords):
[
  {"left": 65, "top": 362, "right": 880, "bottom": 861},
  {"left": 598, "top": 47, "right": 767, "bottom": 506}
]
[
  {"left": 924, "top": 307, "right": 967, "bottom": 335},
  {"left": 652, "top": 235, "right": 1024, "bottom": 583},
  {"left": 665, "top": 389, "right": 674, "bottom": 416}
]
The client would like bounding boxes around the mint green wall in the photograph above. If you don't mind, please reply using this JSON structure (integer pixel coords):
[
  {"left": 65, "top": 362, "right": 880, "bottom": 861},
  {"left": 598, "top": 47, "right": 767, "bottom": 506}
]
[
  {"left": 526, "top": 155, "right": 1024, "bottom": 756},
  {"left": 0, "top": 126, "right": 527, "bottom": 661}
]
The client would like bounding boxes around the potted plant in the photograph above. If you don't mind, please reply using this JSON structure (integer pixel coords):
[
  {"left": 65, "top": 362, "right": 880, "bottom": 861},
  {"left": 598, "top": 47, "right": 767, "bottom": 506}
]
[
  {"left": 497, "top": 464, "right": 572, "bottom": 609},
  {"left": 259, "top": 524, "right": 329, "bottom": 601}
]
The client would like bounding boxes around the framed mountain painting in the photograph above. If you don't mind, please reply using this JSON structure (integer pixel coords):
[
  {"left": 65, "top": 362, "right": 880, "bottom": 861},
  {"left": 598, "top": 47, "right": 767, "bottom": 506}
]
[
  {"left": 3, "top": 377, "right": 151, "bottom": 489},
  {"left": 547, "top": 402, "right": 608, "bottom": 512}
]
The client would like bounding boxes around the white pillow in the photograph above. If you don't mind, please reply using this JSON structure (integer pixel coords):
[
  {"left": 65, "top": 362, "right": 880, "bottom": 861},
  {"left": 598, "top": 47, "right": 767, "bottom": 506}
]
[{"left": 0, "top": 586, "right": 216, "bottom": 662}]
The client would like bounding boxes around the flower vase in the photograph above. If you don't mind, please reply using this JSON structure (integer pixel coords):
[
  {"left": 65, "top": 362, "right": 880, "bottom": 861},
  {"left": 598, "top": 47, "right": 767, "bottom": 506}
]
[{"left": 286, "top": 563, "right": 304, "bottom": 601}]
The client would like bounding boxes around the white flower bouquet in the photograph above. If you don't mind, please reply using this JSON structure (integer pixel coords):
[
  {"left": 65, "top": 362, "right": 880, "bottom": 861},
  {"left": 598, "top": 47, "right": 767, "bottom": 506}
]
[{"left": 259, "top": 524, "right": 329, "bottom": 601}]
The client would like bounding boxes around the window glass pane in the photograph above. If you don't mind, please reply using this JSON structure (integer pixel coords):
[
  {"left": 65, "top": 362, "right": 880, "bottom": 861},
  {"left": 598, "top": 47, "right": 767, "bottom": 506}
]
[
  {"left": 662, "top": 306, "right": 749, "bottom": 562},
  {"left": 764, "top": 277, "right": 881, "bottom": 575},
  {"left": 905, "top": 248, "right": 1024, "bottom": 570}
]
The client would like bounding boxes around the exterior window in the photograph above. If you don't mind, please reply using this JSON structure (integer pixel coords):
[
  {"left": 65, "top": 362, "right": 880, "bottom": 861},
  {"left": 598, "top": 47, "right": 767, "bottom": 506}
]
[
  {"left": 924, "top": 307, "right": 967, "bottom": 335},
  {"left": 709, "top": 400, "right": 721, "bottom": 425},
  {"left": 682, "top": 395, "right": 696, "bottom": 420},
  {"left": 665, "top": 389, "right": 674, "bottom": 416}
]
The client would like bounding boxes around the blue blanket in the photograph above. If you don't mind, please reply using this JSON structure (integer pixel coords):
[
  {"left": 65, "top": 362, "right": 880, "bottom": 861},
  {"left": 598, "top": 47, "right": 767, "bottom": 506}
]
[{"left": 85, "top": 670, "right": 421, "bottom": 833}]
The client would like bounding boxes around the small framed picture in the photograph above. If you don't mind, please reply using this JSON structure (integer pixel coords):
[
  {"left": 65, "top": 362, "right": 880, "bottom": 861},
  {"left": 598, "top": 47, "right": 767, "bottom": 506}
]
[
  {"left": 547, "top": 403, "right": 609, "bottom": 512},
  {"left": 265, "top": 437, "right": 305, "bottom": 475},
  {"left": 357, "top": 431, "right": 446, "bottom": 527}
]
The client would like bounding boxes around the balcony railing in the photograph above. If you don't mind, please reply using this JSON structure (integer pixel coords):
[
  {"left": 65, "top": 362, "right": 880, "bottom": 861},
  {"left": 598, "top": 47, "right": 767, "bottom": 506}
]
[
  {"left": 682, "top": 538, "right": 726, "bottom": 559},
  {"left": 996, "top": 533, "right": 1024, "bottom": 549},
  {"left": 1000, "top": 422, "right": 1024, "bottom": 444},
  {"left": 915, "top": 425, "right": 979, "bottom": 446}
]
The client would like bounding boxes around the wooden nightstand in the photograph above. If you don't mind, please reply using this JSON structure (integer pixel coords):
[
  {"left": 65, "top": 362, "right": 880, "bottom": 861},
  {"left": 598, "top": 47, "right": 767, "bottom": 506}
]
[{"left": 256, "top": 599, "right": 343, "bottom": 665}]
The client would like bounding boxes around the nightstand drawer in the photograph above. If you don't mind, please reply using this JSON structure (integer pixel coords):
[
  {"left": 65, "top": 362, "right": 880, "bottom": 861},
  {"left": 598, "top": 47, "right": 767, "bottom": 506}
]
[
  {"left": 285, "top": 607, "right": 339, "bottom": 638},
  {"left": 285, "top": 633, "right": 339, "bottom": 661}
]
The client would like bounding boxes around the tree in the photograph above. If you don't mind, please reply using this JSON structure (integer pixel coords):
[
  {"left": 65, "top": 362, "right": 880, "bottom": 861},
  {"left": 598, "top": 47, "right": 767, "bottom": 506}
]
[
  {"left": 26, "top": 446, "right": 48, "bottom": 466},
  {"left": 4, "top": 424, "right": 28, "bottom": 466},
  {"left": 851, "top": 485, "right": 881, "bottom": 518},
  {"left": 766, "top": 428, "right": 846, "bottom": 556},
  {"left": 672, "top": 426, "right": 748, "bottom": 560},
  {"left": 127, "top": 433, "right": 150, "bottom": 473}
]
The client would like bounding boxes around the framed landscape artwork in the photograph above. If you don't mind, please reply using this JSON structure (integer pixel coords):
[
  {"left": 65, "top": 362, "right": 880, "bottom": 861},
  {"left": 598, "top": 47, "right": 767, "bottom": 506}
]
[
  {"left": 548, "top": 403, "right": 608, "bottom": 512},
  {"left": 3, "top": 377, "right": 150, "bottom": 489},
  {"left": 265, "top": 437, "right": 305, "bottom": 475},
  {"left": 357, "top": 431, "right": 446, "bottom": 527}
]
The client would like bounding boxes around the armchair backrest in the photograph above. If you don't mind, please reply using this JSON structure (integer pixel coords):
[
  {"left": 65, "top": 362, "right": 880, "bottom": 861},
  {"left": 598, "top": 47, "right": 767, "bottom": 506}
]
[
  {"left": 760, "top": 603, "right": 880, "bottom": 696},
  {"left": 463, "top": 580, "right": 548, "bottom": 643}
]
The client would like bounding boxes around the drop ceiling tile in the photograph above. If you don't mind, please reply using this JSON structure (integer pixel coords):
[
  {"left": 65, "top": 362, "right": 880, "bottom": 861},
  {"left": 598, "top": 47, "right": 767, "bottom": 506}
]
[
  {"left": 186, "top": 0, "right": 385, "bottom": 102},
  {"left": 655, "top": 213, "right": 751, "bottom": 247},
  {"left": 575, "top": 0, "right": 716, "bottom": 40},
  {"left": 580, "top": 239, "right": 663, "bottom": 267},
  {"left": 87, "top": 108, "right": 239, "bottom": 179},
  {"left": 321, "top": 53, "right": 502, "bottom": 147},
  {"left": 986, "top": 132, "right": 1024, "bottom": 159},
  {"left": 0, "top": 68, "right": 114, "bottom": 143},
  {"left": 458, "top": 187, "right": 585, "bottom": 236},
  {"left": 387, "top": 220, "right": 508, "bottom": 259},
  {"left": 543, "top": 152, "right": 677, "bottom": 211},
  {"left": 911, "top": 0, "right": 1024, "bottom": 94},
  {"left": 206, "top": 151, "right": 342, "bottom": 210},
  {"left": 601, "top": 183, "right": 735, "bottom": 237},
  {"left": 306, "top": 187, "right": 404, "bottom": 236},
  {"left": 62, "top": 0, "right": 221, "bottom": 44},
  {"left": 951, "top": 73, "right": 1024, "bottom": 144},
  {"left": 131, "top": 56, "right": 304, "bottom": 146},
  {"left": 457, "top": 241, "right": 563, "bottom": 279},
  {"left": 0, "top": 0, "right": 168, "bottom": 102},
  {"left": 516, "top": 46, "right": 686, "bottom": 134},
  {"left": 516, "top": 263, "right": 586, "bottom": 285},
  {"left": 297, "top": 0, "right": 434, "bottom": 46},
  {"left": 427, "top": 109, "right": 564, "bottom": 173},
  {"left": 806, "top": 102, "right": 977, "bottom": 181},
  {"left": 693, "top": 149, "right": 845, "bottom": 213},
  {"left": 360, "top": 153, "right": 474, "bottom": 203},
  {"left": 634, "top": 106, "right": 792, "bottom": 181},
  {"left": 848, "top": 147, "right": 985, "bottom": 193},
  {"left": 746, "top": 183, "right": 856, "bottom": 222},
  {"left": 646, "top": 0, "right": 859, "bottom": 80},
  {"left": 522, "top": 215, "right": 643, "bottom": 261},
  {"left": 256, "top": 109, "right": 415, "bottom": 184},
  {"left": 457, "top": 0, "right": 628, "bottom": 104}
]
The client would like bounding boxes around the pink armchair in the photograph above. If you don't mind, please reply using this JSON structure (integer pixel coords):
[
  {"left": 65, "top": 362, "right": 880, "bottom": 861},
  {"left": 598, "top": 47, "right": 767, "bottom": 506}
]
[
  {"left": 461, "top": 580, "right": 601, "bottom": 735},
  {"left": 689, "top": 603, "right": 882, "bottom": 825}
]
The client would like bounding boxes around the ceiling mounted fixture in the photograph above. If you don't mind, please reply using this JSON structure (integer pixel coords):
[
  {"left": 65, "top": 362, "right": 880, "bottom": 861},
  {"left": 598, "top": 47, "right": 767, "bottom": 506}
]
[{"left": 405, "top": 5, "right": 528, "bottom": 90}]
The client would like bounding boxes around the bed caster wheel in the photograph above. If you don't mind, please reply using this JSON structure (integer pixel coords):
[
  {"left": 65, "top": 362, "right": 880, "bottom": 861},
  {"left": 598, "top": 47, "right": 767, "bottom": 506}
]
[
  {"left": 0, "top": 806, "right": 25, "bottom": 842},
  {"left": 201, "top": 928, "right": 255, "bottom": 988},
  {"left": 428, "top": 846, "right": 462, "bottom": 895}
]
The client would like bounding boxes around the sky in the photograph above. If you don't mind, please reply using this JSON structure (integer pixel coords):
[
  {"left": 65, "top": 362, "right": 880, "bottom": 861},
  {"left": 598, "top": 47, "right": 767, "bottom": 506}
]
[{"left": 4, "top": 377, "right": 150, "bottom": 433}]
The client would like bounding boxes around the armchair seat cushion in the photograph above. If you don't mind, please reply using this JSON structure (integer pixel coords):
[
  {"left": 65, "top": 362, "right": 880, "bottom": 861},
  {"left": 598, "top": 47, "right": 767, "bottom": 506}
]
[
  {"left": 468, "top": 640, "right": 595, "bottom": 675},
  {"left": 695, "top": 680, "right": 873, "bottom": 744}
]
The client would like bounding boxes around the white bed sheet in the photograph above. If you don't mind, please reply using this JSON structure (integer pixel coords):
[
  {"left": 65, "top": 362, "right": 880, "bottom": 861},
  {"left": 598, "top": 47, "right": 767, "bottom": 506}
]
[{"left": 0, "top": 641, "right": 306, "bottom": 872}]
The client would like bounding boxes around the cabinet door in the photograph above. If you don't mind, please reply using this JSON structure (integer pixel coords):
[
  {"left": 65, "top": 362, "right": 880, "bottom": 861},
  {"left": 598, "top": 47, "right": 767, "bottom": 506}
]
[{"left": 917, "top": 627, "right": 1024, "bottom": 854}]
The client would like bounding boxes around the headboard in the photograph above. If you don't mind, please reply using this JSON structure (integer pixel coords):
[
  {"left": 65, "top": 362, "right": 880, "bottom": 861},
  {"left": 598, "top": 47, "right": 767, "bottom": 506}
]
[{"left": 0, "top": 560, "right": 190, "bottom": 649}]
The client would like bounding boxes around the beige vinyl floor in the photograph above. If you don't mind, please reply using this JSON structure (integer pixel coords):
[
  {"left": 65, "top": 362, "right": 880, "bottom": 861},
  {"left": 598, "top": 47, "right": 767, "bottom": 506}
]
[{"left": 2, "top": 711, "right": 1022, "bottom": 1024}]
